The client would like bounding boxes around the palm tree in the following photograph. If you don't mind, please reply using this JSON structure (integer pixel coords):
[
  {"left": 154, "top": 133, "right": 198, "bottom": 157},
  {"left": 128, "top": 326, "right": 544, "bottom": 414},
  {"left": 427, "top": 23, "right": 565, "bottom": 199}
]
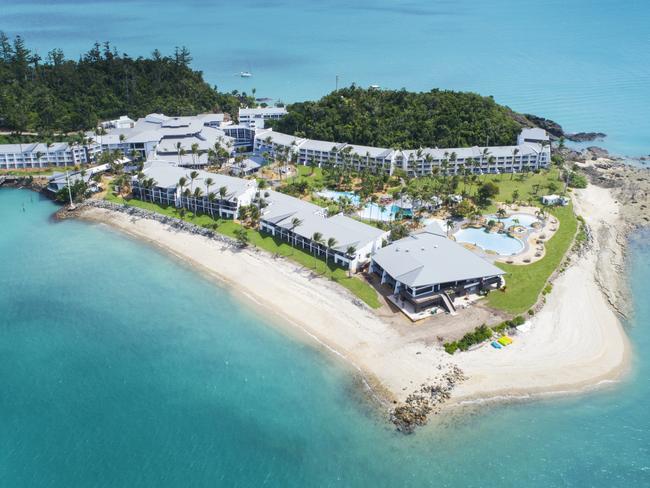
[
  {"left": 204, "top": 177, "right": 214, "bottom": 203},
  {"left": 446, "top": 218, "right": 455, "bottom": 237},
  {"left": 496, "top": 208, "right": 507, "bottom": 222},
  {"left": 346, "top": 245, "right": 357, "bottom": 276},
  {"left": 218, "top": 186, "right": 228, "bottom": 218},
  {"left": 233, "top": 228, "right": 249, "bottom": 247},
  {"left": 45, "top": 140, "right": 53, "bottom": 166},
  {"left": 207, "top": 192, "right": 217, "bottom": 218},
  {"left": 290, "top": 217, "right": 303, "bottom": 247},
  {"left": 326, "top": 237, "right": 338, "bottom": 263},
  {"left": 176, "top": 142, "right": 183, "bottom": 165},
  {"left": 182, "top": 188, "right": 191, "bottom": 210},
  {"left": 512, "top": 189, "right": 520, "bottom": 204},
  {"left": 190, "top": 142, "right": 199, "bottom": 167},
  {"left": 145, "top": 178, "right": 156, "bottom": 202},
  {"left": 177, "top": 177, "right": 187, "bottom": 207},
  {"left": 192, "top": 187, "right": 203, "bottom": 213},
  {"left": 189, "top": 170, "right": 199, "bottom": 193},
  {"left": 511, "top": 148, "right": 520, "bottom": 179},
  {"left": 311, "top": 232, "right": 323, "bottom": 255}
]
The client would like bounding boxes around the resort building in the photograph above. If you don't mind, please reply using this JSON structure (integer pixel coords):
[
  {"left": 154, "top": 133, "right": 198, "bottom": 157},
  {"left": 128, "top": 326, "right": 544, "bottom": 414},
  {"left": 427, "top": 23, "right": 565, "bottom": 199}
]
[
  {"left": 253, "top": 128, "right": 551, "bottom": 177},
  {"left": 238, "top": 107, "right": 288, "bottom": 129},
  {"left": 518, "top": 128, "right": 551, "bottom": 145},
  {"left": 229, "top": 157, "right": 262, "bottom": 177},
  {"left": 100, "top": 115, "right": 135, "bottom": 130},
  {"left": 541, "top": 194, "right": 569, "bottom": 206},
  {"left": 259, "top": 190, "right": 388, "bottom": 271},
  {"left": 47, "top": 163, "right": 110, "bottom": 193},
  {"left": 132, "top": 160, "right": 256, "bottom": 218},
  {"left": 221, "top": 125, "right": 257, "bottom": 150},
  {"left": 370, "top": 224, "right": 504, "bottom": 314},
  {"left": 94, "top": 113, "right": 234, "bottom": 161},
  {"left": 0, "top": 142, "right": 98, "bottom": 170}
]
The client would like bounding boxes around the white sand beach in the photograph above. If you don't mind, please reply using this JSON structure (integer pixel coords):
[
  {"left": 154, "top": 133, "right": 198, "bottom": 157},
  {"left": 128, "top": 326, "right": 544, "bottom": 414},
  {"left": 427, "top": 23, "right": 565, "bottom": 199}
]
[
  {"left": 452, "top": 185, "right": 630, "bottom": 403},
  {"left": 80, "top": 182, "right": 630, "bottom": 406}
]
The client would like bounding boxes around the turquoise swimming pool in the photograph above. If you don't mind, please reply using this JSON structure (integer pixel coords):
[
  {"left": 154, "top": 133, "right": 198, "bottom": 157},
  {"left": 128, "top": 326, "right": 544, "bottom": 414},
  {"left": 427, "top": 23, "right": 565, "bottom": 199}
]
[
  {"left": 454, "top": 227, "right": 524, "bottom": 255},
  {"left": 315, "top": 190, "right": 360, "bottom": 205},
  {"left": 490, "top": 213, "right": 538, "bottom": 228}
]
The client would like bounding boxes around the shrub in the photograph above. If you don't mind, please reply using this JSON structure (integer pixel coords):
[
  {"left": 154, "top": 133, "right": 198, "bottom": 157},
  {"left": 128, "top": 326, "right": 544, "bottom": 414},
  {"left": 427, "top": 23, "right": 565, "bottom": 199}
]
[{"left": 568, "top": 171, "right": 588, "bottom": 189}]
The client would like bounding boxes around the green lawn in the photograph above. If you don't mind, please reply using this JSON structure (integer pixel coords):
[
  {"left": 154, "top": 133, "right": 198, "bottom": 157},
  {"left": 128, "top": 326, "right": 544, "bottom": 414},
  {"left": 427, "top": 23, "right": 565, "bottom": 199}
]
[
  {"left": 486, "top": 203, "right": 578, "bottom": 314},
  {"left": 104, "top": 192, "right": 381, "bottom": 308},
  {"left": 478, "top": 168, "right": 563, "bottom": 212}
]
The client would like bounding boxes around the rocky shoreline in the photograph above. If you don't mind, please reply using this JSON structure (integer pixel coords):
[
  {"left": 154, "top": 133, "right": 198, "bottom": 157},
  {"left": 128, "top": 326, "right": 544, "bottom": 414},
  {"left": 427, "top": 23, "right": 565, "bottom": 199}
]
[
  {"left": 390, "top": 365, "right": 466, "bottom": 433},
  {"left": 58, "top": 200, "right": 239, "bottom": 247},
  {"left": 575, "top": 158, "right": 650, "bottom": 319}
]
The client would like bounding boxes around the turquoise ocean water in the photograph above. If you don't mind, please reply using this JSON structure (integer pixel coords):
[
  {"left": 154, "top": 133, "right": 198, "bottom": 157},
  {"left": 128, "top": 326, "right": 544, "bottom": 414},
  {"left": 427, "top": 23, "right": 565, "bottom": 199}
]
[
  {"left": 2, "top": 1, "right": 650, "bottom": 485},
  {"left": 1, "top": 0, "right": 649, "bottom": 157},
  {"left": 1, "top": 188, "right": 649, "bottom": 487}
]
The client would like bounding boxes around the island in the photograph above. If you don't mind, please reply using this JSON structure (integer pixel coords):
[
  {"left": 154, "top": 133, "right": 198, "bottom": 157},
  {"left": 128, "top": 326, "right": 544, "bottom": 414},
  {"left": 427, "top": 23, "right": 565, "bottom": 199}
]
[{"left": 1, "top": 35, "right": 646, "bottom": 433}]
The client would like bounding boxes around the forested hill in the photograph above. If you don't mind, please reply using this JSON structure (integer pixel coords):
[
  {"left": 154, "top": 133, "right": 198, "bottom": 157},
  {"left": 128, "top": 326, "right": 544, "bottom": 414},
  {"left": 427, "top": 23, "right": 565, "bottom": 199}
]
[
  {"left": 266, "top": 86, "right": 532, "bottom": 149},
  {"left": 0, "top": 33, "right": 252, "bottom": 134}
]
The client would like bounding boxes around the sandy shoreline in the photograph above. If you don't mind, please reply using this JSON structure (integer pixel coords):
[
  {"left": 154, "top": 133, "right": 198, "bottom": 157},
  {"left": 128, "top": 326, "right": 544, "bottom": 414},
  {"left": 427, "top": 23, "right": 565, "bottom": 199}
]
[{"left": 77, "top": 182, "right": 632, "bottom": 412}]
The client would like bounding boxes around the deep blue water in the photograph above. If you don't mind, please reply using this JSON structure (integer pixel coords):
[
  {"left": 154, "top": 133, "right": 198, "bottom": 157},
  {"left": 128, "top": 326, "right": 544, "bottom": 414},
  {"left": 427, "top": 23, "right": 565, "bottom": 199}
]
[
  {"left": 1, "top": 187, "right": 649, "bottom": 487},
  {"left": 1, "top": 0, "right": 649, "bottom": 157}
]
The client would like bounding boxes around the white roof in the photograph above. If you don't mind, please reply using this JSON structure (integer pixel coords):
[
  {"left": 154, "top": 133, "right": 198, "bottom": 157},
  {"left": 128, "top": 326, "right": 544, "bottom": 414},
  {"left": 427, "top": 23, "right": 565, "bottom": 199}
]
[
  {"left": 239, "top": 107, "right": 287, "bottom": 117},
  {"left": 141, "top": 160, "right": 254, "bottom": 200},
  {"left": 520, "top": 128, "right": 550, "bottom": 141},
  {"left": 372, "top": 231, "right": 504, "bottom": 288},
  {"left": 262, "top": 191, "right": 386, "bottom": 252},
  {"left": 0, "top": 142, "right": 74, "bottom": 154}
]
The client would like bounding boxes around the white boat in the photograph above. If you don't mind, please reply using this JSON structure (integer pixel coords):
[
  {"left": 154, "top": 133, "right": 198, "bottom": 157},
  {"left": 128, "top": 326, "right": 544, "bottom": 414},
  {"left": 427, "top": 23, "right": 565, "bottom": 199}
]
[{"left": 240, "top": 71, "right": 253, "bottom": 78}]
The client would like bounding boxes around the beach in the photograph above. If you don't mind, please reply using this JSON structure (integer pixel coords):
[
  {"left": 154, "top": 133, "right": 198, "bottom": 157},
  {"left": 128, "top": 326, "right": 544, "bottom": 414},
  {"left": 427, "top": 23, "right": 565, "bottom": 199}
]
[{"left": 77, "top": 179, "right": 632, "bottom": 409}]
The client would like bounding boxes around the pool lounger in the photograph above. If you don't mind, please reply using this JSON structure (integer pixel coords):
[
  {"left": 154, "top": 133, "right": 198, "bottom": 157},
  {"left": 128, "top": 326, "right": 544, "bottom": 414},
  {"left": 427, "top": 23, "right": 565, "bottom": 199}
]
[{"left": 491, "top": 341, "right": 502, "bottom": 349}]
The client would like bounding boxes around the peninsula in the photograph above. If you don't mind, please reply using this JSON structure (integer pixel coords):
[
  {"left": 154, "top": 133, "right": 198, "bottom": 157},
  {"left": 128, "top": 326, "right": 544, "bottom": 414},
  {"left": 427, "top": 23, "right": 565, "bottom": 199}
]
[{"left": 2, "top": 36, "right": 646, "bottom": 432}]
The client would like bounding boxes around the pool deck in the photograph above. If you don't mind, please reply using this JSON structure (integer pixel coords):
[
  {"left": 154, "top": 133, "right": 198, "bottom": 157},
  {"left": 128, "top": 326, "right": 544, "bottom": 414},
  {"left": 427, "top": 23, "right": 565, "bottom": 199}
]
[{"left": 453, "top": 206, "right": 559, "bottom": 265}]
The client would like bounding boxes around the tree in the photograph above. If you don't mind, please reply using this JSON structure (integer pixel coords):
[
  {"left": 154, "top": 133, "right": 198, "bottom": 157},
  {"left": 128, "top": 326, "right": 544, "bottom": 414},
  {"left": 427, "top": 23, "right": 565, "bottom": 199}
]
[
  {"left": 218, "top": 185, "right": 228, "bottom": 218},
  {"left": 177, "top": 176, "right": 187, "bottom": 205},
  {"left": 190, "top": 142, "right": 199, "bottom": 166},
  {"left": 326, "top": 237, "right": 338, "bottom": 263},
  {"left": 290, "top": 217, "right": 303, "bottom": 247},
  {"left": 204, "top": 177, "right": 214, "bottom": 205},
  {"left": 476, "top": 182, "right": 499, "bottom": 206},
  {"left": 0, "top": 34, "right": 253, "bottom": 135},
  {"left": 192, "top": 187, "right": 203, "bottom": 213},
  {"left": 233, "top": 228, "right": 249, "bottom": 247},
  {"left": 496, "top": 208, "right": 507, "bottom": 221},
  {"left": 311, "top": 232, "right": 323, "bottom": 255}
]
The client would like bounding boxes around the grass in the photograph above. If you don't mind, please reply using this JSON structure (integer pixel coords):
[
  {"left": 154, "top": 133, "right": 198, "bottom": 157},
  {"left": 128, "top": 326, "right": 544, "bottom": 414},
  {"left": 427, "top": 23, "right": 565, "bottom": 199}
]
[
  {"left": 479, "top": 168, "right": 563, "bottom": 212},
  {"left": 104, "top": 191, "right": 382, "bottom": 308},
  {"left": 1, "top": 167, "right": 70, "bottom": 177},
  {"left": 486, "top": 203, "right": 578, "bottom": 314}
]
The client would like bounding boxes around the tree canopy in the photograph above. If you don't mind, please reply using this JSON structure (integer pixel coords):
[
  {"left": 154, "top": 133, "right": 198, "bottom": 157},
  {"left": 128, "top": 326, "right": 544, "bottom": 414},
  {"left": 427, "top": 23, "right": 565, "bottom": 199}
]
[
  {"left": 0, "top": 33, "right": 253, "bottom": 134},
  {"left": 267, "top": 85, "right": 526, "bottom": 149}
]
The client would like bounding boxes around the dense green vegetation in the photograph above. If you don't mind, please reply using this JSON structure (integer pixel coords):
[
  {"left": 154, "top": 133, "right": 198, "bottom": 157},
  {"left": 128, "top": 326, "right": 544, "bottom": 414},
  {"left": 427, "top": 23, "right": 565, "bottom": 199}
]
[
  {"left": 444, "top": 316, "right": 526, "bottom": 354},
  {"left": 267, "top": 86, "right": 527, "bottom": 149},
  {"left": 0, "top": 33, "right": 253, "bottom": 134},
  {"left": 487, "top": 204, "right": 578, "bottom": 314},
  {"left": 104, "top": 191, "right": 381, "bottom": 308}
]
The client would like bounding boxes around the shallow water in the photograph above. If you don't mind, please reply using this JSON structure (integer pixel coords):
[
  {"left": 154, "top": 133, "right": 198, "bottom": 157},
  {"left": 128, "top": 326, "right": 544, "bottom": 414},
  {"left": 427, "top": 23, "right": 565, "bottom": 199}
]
[
  {"left": 2, "top": 0, "right": 649, "bottom": 157},
  {"left": 2, "top": 188, "right": 650, "bottom": 487}
]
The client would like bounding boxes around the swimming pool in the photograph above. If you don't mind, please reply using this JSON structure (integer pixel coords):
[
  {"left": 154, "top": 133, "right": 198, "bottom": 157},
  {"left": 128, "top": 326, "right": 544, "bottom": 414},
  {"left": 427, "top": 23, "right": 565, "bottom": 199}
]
[
  {"left": 315, "top": 190, "right": 361, "bottom": 205},
  {"left": 490, "top": 213, "right": 538, "bottom": 228},
  {"left": 454, "top": 228, "right": 524, "bottom": 255},
  {"left": 356, "top": 203, "right": 400, "bottom": 221}
]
